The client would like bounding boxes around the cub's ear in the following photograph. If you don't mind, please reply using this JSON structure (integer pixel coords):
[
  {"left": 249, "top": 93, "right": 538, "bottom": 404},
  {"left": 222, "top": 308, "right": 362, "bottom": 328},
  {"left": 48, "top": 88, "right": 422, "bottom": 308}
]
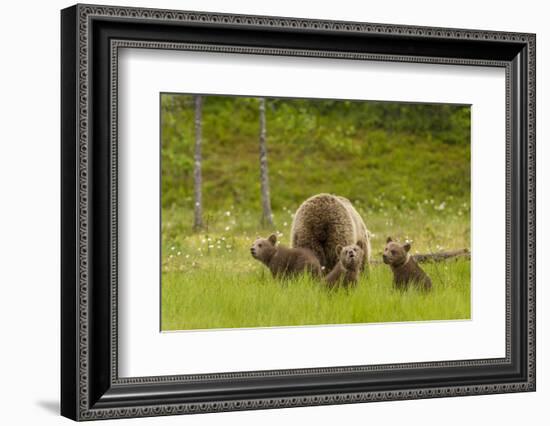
[
  {"left": 268, "top": 234, "right": 277, "bottom": 245},
  {"left": 335, "top": 245, "right": 344, "bottom": 256},
  {"left": 386, "top": 237, "right": 393, "bottom": 243},
  {"left": 403, "top": 242, "right": 411, "bottom": 252},
  {"left": 356, "top": 240, "right": 366, "bottom": 250}
]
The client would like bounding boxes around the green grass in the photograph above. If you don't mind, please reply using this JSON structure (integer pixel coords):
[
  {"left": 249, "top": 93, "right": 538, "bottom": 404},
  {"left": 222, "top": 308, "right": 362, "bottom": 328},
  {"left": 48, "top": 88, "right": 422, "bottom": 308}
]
[{"left": 161, "top": 207, "right": 470, "bottom": 331}]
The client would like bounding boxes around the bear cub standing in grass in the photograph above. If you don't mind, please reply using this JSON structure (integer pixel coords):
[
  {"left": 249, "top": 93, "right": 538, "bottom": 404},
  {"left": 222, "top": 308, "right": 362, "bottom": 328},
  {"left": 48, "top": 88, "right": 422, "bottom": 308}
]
[
  {"left": 251, "top": 234, "right": 322, "bottom": 279},
  {"left": 383, "top": 237, "right": 432, "bottom": 291},
  {"left": 325, "top": 241, "right": 366, "bottom": 289}
]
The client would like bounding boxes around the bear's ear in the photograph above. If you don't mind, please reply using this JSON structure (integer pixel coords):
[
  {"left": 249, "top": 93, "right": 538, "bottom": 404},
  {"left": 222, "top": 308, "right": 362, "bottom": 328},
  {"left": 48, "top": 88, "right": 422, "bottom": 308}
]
[
  {"left": 356, "top": 240, "right": 366, "bottom": 250},
  {"left": 386, "top": 237, "right": 393, "bottom": 243},
  {"left": 335, "top": 245, "right": 344, "bottom": 256},
  {"left": 403, "top": 242, "right": 411, "bottom": 252},
  {"left": 268, "top": 234, "right": 277, "bottom": 245}
]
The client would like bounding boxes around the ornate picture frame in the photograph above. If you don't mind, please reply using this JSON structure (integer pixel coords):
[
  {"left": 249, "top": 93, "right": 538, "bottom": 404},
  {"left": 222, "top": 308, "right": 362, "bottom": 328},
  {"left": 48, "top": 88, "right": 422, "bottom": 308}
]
[{"left": 61, "top": 4, "right": 535, "bottom": 421}]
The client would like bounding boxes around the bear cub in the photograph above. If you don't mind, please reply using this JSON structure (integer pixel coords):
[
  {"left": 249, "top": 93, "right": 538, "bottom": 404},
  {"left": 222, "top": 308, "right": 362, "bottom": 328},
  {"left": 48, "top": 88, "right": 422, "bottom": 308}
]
[
  {"left": 251, "top": 234, "right": 322, "bottom": 279},
  {"left": 325, "top": 241, "right": 366, "bottom": 289},
  {"left": 383, "top": 237, "right": 432, "bottom": 291}
]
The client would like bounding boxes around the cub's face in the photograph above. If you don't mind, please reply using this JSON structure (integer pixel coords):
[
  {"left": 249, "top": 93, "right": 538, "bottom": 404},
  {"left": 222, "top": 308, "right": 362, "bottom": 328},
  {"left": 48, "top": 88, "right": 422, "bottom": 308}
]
[
  {"left": 250, "top": 234, "right": 277, "bottom": 262},
  {"left": 339, "top": 243, "right": 364, "bottom": 270},
  {"left": 382, "top": 237, "right": 411, "bottom": 266}
]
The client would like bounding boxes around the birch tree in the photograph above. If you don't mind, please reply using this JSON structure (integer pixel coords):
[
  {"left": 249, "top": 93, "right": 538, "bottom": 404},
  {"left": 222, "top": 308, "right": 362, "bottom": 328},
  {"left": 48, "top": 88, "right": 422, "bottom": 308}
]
[
  {"left": 193, "top": 95, "right": 203, "bottom": 231},
  {"left": 259, "top": 98, "right": 274, "bottom": 227}
]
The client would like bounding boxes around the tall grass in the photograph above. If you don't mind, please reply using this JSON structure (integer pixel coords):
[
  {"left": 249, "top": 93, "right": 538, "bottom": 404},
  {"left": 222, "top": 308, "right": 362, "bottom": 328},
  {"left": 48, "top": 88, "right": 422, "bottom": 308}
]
[
  {"left": 161, "top": 260, "right": 470, "bottom": 331},
  {"left": 161, "top": 208, "right": 470, "bottom": 331}
]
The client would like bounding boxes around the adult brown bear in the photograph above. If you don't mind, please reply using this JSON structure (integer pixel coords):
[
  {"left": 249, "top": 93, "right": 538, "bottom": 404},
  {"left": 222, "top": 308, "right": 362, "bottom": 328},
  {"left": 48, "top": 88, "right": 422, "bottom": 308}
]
[{"left": 290, "top": 193, "right": 371, "bottom": 273}]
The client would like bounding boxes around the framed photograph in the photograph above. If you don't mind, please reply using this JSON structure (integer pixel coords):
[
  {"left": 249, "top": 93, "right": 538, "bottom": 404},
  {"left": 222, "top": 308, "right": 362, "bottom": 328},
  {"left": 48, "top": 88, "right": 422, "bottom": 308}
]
[{"left": 61, "top": 4, "right": 536, "bottom": 421}]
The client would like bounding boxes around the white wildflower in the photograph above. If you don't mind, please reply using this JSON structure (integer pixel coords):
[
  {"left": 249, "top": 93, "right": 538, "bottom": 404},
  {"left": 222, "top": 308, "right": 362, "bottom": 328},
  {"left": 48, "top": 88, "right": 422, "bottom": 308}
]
[{"left": 225, "top": 226, "right": 230, "bottom": 231}]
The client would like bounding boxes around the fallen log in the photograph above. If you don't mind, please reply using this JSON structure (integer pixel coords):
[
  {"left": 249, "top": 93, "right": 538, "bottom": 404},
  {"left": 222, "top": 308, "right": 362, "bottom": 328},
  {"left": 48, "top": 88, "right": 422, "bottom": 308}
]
[{"left": 370, "top": 248, "right": 470, "bottom": 265}]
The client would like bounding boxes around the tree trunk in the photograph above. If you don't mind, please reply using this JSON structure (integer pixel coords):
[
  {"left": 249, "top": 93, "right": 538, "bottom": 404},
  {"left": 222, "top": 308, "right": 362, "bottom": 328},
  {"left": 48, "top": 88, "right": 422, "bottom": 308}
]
[
  {"left": 193, "top": 95, "right": 203, "bottom": 231},
  {"left": 412, "top": 249, "right": 470, "bottom": 263},
  {"left": 371, "top": 249, "right": 470, "bottom": 265},
  {"left": 259, "top": 98, "right": 274, "bottom": 227}
]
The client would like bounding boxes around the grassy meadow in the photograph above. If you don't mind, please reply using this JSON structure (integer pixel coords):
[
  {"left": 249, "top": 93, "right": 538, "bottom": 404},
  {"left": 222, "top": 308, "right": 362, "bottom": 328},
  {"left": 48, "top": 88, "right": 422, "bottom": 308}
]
[{"left": 161, "top": 95, "right": 471, "bottom": 331}]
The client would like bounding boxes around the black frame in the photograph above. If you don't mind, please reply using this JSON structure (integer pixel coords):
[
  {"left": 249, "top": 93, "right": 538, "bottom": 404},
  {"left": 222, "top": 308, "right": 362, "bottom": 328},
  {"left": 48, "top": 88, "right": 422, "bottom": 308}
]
[{"left": 61, "top": 4, "right": 536, "bottom": 421}]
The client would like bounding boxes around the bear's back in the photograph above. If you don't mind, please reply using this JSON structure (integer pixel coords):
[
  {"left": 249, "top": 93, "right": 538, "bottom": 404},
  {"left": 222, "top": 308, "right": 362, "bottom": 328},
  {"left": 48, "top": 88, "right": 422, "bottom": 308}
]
[{"left": 290, "top": 193, "right": 369, "bottom": 271}]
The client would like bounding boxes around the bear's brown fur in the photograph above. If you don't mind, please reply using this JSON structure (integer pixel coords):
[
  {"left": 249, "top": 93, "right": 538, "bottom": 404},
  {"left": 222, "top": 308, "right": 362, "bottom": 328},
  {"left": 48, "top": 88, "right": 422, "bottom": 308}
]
[
  {"left": 290, "top": 194, "right": 371, "bottom": 273},
  {"left": 325, "top": 241, "right": 366, "bottom": 289},
  {"left": 383, "top": 237, "right": 432, "bottom": 291},
  {"left": 250, "top": 234, "right": 322, "bottom": 279}
]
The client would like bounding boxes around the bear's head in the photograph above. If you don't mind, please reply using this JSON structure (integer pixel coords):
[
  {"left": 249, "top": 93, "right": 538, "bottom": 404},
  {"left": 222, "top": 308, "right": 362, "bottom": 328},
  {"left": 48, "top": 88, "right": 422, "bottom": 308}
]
[
  {"left": 250, "top": 234, "right": 278, "bottom": 263},
  {"left": 336, "top": 240, "right": 365, "bottom": 270},
  {"left": 382, "top": 237, "right": 411, "bottom": 267}
]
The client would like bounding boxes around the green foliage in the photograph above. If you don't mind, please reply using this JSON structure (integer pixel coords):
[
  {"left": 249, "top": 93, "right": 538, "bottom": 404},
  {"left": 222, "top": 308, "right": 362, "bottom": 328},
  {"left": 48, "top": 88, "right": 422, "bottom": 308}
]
[{"left": 161, "top": 95, "right": 470, "bottom": 215}]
